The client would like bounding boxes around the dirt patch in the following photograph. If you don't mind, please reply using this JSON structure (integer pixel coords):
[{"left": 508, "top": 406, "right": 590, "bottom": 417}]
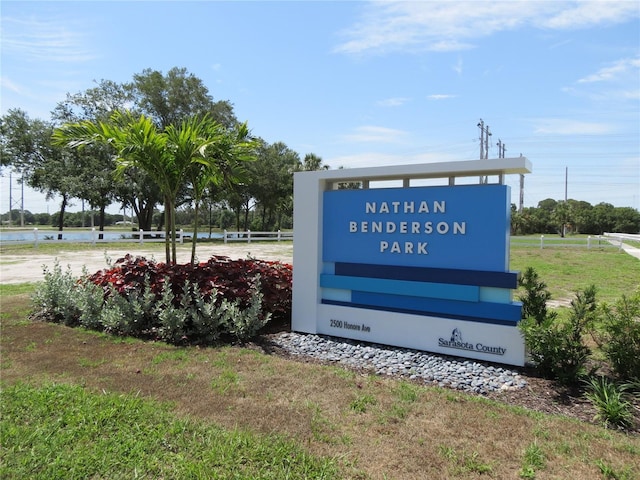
[
  {"left": 0, "top": 243, "right": 293, "bottom": 284},
  {"left": 547, "top": 297, "right": 573, "bottom": 308}
]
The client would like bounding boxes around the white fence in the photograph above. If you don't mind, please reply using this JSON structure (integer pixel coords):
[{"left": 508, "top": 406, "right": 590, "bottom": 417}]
[
  {"left": 511, "top": 234, "right": 633, "bottom": 250},
  {"left": 1, "top": 228, "right": 185, "bottom": 247},
  {"left": 604, "top": 232, "right": 640, "bottom": 242},
  {"left": 222, "top": 230, "right": 293, "bottom": 243},
  {"left": 1, "top": 228, "right": 294, "bottom": 247}
]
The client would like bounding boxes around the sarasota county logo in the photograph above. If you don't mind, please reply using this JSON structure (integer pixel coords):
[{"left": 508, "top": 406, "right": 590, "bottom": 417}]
[
  {"left": 438, "top": 328, "right": 506, "bottom": 356},
  {"left": 450, "top": 328, "right": 463, "bottom": 343}
]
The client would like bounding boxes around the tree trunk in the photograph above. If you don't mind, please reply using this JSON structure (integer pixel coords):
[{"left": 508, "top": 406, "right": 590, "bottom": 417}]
[
  {"left": 57, "top": 195, "right": 67, "bottom": 240},
  {"left": 190, "top": 201, "right": 200, "bottom": 266},
  {"left": 208, "top": 202, "right": 213, "bottom": 238},
  {"left": 132, "top": 199, "right": 155, "bottom": 231},
  {"left": 261, "top": 204, "right": 268, "bottom": 231},
  {"left": 163, "top": 198, "right": 171, "bottom": 264},
  {"left": 169, "top": 199, "right": 177, "bottom": 265},
  {"left": 98, "top": 205, "right": 106, "bottom": 240},
  {"left": 243, "top": 200, "right": 250, "bottom": 231}
]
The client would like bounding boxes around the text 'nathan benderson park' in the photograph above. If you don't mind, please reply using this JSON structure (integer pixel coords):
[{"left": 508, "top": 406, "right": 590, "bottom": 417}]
[{"left": 292, "top": 157, "right": 532, "bottom": 367}]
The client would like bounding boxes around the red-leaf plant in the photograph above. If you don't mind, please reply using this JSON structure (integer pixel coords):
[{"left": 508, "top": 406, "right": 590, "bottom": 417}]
[{"left": 88, "top": 254, "right": 293, "bottom": 321}]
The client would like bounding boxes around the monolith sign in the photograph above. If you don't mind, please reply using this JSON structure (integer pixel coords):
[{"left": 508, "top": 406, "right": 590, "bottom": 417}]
[{"left": 292, "top": 158, "right": 532, "bottom": 366}]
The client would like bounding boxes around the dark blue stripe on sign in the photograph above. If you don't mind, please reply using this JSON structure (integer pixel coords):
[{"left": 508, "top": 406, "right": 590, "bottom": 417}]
[
  {"left": 334, "top": 262, "right": 518, "bottom": 289},
  {"left": 319, "top": 274, "right": 480, "bottom": 302},
  {"left": 351, "top": 291, "right": 522, "bottom": 323},
  {"left": 321, "top": 299, "right": 520, "bottom": 327}
]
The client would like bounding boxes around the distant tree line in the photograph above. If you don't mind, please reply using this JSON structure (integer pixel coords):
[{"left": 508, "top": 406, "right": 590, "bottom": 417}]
[
  {"left": 0, "top": 67, "right": 329, "bottom": 257},
  {"left": 0, "top": 209, "right": 126, "bottom": 228},
  {"left": 0, "top": 204, "right": 274, "bottom": 232},
  {"left": 5, "top": 196, "right": 638, "bottom": 236},
  {"left": 511, "top": 198, "right": 640, "bottom": 235}
]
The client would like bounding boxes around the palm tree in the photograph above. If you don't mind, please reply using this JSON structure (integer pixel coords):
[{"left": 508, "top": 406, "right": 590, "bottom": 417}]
[
  {"left": 161, "top": 115, "right": 219, "bottom": 264},
  {"left": 53, "top": 112, "right": 179, "bottom": 263},
  {"left": 184, "top": 121, "right": 255, "bottom": 265},
  {"left": 54, "top": 112, "right": 256, "bottom": 265}
]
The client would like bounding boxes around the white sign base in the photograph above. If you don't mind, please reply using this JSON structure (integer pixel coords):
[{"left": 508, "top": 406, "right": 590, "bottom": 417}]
[{"left": 318, "top": 303, "right": 525, "bottom": 366}]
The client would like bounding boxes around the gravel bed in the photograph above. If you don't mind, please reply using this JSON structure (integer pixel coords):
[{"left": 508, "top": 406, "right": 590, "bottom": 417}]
[{"left": 272, "top": 332, "right": 528, "bottom": 394}]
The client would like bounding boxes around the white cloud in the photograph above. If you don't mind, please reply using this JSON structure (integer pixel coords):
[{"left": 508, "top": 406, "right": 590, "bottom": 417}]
[
  {"left": 453, "top": 57, "right": 463, "bottom": 75},
  {"left": 376, "top": 97, "right": 410, "bottom": 107},
  {"left": 427, "top": 94, "right": 457, "bottom": 100},
  {"left": 429, "top": 40, "right": 475, "bottom": 52},
  {"left": 578, "top": 57, "right": 640, "bottom": 83},
  {"left": 335, "top": 1, "right": 639, "bottom": 55},
  {"left": 532, "top": 118, "right": 614, "bottom": 135},
  {"left": 2, "top": 17, "right": 95, "bottom": 63},
  {"left": 342, "top": 125, "right": 409, "bottom": 143},
  {"left": 619, "top": 89, "right": 640, "bottom": 101},
  {"left": 0, "top": 76, "right": 23, "bottom": 94},
  {"left": 542, "top": 1, "right": 639, "bottom": 29}
]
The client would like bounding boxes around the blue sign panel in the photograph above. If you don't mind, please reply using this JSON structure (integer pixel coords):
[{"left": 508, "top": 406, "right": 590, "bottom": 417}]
[{"left": 323, "top": 184, "right": 511, "bottom": 272}]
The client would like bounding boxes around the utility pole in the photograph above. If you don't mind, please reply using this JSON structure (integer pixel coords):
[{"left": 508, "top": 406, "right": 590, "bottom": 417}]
[
  {"left": 519, "top": 175, "right": 524, "bottom": 212},
  {"left": 478, "top": 118, "right": 485, "bottom": 160},
  {"left": 477, "top": 119, "right": 492, "bottom": 183},
  {"left": 496, "top": 139, "right": 506, "bottom": 184},
  {"left": 484, "top": 124, "right": 491, "bottom": 160}
]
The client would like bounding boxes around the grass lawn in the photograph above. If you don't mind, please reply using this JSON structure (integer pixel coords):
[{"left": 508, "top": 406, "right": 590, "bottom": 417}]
[
  {"left": 511, "top": 245, "right": 640, "bottom": 303},
  {"left": 1, "top": 244, "right": 639, "bottom": 479}
]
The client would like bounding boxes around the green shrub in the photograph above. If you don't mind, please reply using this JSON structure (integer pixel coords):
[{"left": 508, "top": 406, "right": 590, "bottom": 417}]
[
  {"left": 518, "top": 267, "right": 556, "bottom": 325},
  {"left": 561, "top": 284, "right": 598, "bottom": 380},
  {"left": 224, "top": 277, "right": 271, "bottom": 341},
  {"left": 75, "top": 276, "right": 108, "bottom": 331},
  {"left": 180, "top": 284, "right": 225, "bottom": 344},
  {"left": 593, "top": 289, "right": 640, "bottom": 381},
  {"left": 33, "top": 263, "right": 270, "bottom": 345},
  {"left": 155, "top": 278, "right": 188, "bottom": 343},
  {"left": 32, "top": 260, "right": 82, "bottom": 326},
  {"left": 519, "top": 279, "right": 597, "bottom": 384},
  {"left": 99, "top": 284, "right": 146, "bottom": 337},
  {"left": 583, "top": 376, "right": 634, "bottom": 429}
]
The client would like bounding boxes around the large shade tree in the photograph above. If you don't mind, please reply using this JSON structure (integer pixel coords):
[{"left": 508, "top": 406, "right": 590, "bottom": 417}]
[
  {"left": 125, "top": 67, "right": 241, "bottom": 229},
  {"left": 249, "top": 141, "right": 300, "bottom": 230},
  {"left": 131, "top": 67, "right": 237, "bottom": 130},
  {"left": 0, "top": 108, "right": 81, "bottom": 237},
  {"left": 52, "top": 80, "right": 136, "bottom": 235}
]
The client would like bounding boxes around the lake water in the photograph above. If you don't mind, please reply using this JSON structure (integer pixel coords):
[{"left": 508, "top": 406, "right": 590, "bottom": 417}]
[{"left": 0, "top": 230, "right": 223, "bottom": 242}]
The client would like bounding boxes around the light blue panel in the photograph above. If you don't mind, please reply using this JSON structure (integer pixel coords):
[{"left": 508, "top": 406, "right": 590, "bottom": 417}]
[
  {"left": 479, "top": 287, "right": 512, "bottom": 304},
  {"left": 321, "top": 288, "right": 351, "bottom": 302},
  {"left": 322, "top": 262, "right": 335, "bottom": 274},
  {"left": 320, "top": 274, "right": 479, "bottom": 302}
]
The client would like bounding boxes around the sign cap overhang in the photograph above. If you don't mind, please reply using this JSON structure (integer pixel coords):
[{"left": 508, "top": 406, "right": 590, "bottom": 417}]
[{"left": 294, "top": 157, "right": 531, "bottom": 183}]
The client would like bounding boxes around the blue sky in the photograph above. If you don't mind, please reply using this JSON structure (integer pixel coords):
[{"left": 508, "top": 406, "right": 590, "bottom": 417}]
[{"left": 1, "top": 0, "right": 639, "bottom": 215}]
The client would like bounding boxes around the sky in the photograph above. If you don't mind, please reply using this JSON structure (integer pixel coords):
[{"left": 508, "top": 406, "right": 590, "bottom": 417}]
[{"left": 1, "top": 0, "right": 639, "bottom": 216}]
